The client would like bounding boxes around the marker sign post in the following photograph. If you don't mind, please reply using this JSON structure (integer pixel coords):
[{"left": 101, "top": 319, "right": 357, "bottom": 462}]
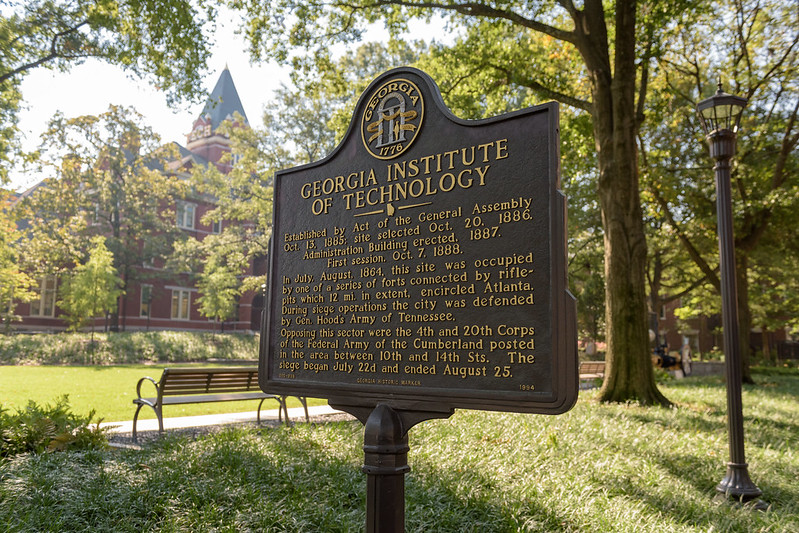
[{"left": 260, "top": 67, "right": 577, "bottom": 532}]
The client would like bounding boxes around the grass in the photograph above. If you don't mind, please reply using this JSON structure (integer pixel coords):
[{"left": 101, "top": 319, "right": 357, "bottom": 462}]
[
  {"left": 1, "top": 369, "right": 797, "bottom": 532},
  {"left": 0, "top": 364, "right": 321, "bottom": 423}
]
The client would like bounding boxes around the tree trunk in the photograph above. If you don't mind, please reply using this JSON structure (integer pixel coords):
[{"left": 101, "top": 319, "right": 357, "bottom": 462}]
[
  {"left": 120, "top": 269, "right": 128, "bottom": 332},
  {"left": 578, "top": 0, "right": 670, "bottom": 405},
  {"left": 109, "top": 206, "right": 122, "bottom": 331}
]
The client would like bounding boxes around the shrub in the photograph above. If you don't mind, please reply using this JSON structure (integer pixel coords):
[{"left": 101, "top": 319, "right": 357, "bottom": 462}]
[
  {"left": 0, "top": 331, "right": 259, "bottom": 365},
  {"left": 0, "top": 395, "right": 108, "bottom": 458}
]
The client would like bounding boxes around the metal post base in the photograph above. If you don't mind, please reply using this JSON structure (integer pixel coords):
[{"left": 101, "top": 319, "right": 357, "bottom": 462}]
[{"left": 717, "top": 462, "right": 763, "bottom": 501}]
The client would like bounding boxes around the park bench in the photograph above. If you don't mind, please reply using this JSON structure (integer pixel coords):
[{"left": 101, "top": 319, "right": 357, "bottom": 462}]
[
  {"left": 579, "top": 361, "right": 605, "bottom": 388},
  {"left": 132, "top": 367, "right": 309, "bottom": 442}
]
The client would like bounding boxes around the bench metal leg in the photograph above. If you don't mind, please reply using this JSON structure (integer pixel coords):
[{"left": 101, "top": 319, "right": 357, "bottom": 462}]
[
  {"left": 278, "top": 396, "right": 290, "bottom": 426},
  {"left": 132, "top": 404, "right": 144, "bottom": 443},
  {"left": 257, "top": 397, "right": 290, "bottom": 426},
  {"left": 299, "top": 397, "right": 309, "bottom": 423},
  {"left": 156, "top": 406, "right": 164, "bottom": 434},
  {"left": 257, "top": 397, "right": 267, "bottom": 424},
  {"left": 132, "top": 403, "right": 163, "bottom": 443}
]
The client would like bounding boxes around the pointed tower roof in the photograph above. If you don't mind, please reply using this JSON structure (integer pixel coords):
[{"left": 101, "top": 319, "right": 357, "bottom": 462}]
[{"left": 198, "top": 67, "right": 249, "bottom": 130}]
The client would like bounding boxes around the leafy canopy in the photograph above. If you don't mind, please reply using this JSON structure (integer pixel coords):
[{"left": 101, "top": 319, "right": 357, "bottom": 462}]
[
  {"left": 0, "top": 0, "right": 216, "bottom": 181},
  {"left": 57, "top": 236, "right": 123, "bottom": 332}
]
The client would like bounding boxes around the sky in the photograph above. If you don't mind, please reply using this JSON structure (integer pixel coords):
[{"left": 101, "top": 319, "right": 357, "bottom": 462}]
[
  {"left": 9, "top": 14, "right": 291, "bottom": 193},
  {"left": 9, "top": 10, "right": 452, "bottom": 193}
]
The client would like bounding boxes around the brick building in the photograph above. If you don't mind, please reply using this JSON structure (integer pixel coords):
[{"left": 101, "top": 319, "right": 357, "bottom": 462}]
[
  {"left": 654, "top": 299, "right": 796, "bottom": 360},
  {"left": 12, "top": 68, "right": 264, "bottom": 333}
]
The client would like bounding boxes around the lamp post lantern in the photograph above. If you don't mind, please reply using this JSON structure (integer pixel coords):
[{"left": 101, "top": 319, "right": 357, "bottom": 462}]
[{"left": 696, "top": 84, "right": 762, "bottom": 502}]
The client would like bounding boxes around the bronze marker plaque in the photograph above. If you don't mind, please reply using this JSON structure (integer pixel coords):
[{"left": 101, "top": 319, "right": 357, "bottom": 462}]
[{"left": 260, "top": 67, "right": 577, "bottom": 415}]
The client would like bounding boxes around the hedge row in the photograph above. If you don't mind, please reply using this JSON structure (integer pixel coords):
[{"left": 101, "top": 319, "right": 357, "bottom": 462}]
[{"left": 0, "top": 331, "right": 259, "bottom": 365}]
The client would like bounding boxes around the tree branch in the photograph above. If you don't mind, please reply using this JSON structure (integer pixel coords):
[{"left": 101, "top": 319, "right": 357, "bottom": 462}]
[
  {"left": 488, "top": 62, "right": 592, "bottom": 111},
  {"left": 661, "top": 273, "right": 715, "bottom": 305},
  {"left": 340, "top": 0, "right": 578, "bottom": 44},
  {"left": 0, "top": 19, "right": 92, "bottom": 84},
  {"left": 636, "top": 40, "right": 652, "bottom": 130},
  {"left": 771, "top": 98, "right": 799, "bottom": 191},
  {"left": 651, "top": 186, "right": 721, "bottom": 291}
]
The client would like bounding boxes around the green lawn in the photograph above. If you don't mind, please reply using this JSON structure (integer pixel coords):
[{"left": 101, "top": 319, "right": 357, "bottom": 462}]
[
  {"left": 1, "top": 369, "right": 797, "bottom": 532},
  {"left": 0, "top": 364, "right": 323, "bottom": 423}
]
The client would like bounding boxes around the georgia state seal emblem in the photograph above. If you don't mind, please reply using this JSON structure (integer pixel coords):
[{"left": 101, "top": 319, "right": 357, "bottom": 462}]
[{"left": 361, "top": 78, "right": 424, "bottom": 160}]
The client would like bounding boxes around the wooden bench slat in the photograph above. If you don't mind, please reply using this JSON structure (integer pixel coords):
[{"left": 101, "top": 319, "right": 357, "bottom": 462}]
[
  {"left": 132, "top": 366, "right": 310, "bottom": 442},
  {"left": 161, "top": 383, "right": 260, "bottom": 389},
  {"left": 137, "top": 392, "right": 278, "bottom": 405},
  {"left": 579, "top": 361, "right": 605, "bottom": 389},
  {"left": 162, "top": 387, "right": 261, "bottom": 396},
  {"left": 163, "top": 367, "right": 258, "bottom": 374},
  {"left": 163, "top": 380, "right": 258, "bottom": 390},
  {"left": 161, "top": 376, "right": 258, "bottom": 383},
  {"left": 163, "top": 374, "right": 255, "bottom": 380}
]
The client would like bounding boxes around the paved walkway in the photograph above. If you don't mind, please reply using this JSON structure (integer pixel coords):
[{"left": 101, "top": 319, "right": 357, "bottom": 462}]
[{"left": 100, "top": 405, "right": 341, "bottom": 434}]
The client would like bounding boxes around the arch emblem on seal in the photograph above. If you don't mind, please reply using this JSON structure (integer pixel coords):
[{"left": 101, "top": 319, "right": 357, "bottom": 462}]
[{"left": 361, "top": 78, "right": 424, "bottom": 160}]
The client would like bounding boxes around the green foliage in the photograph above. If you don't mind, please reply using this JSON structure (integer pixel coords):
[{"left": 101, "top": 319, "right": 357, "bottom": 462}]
[
  {"left": 0, "top": 331, "right": 258, "bottom": 365},
  {"left": 0, "top": 192, "right": 36, "bottom": 329},
  {"left": 229, "top": 0, "right": 680, "bottom": 405},
  {"left": 0, "top": 395, "right": 108, "bottom": 458},
  {"left": 0, "top": 80, "right": 21, "bottom": 184},
  {"left": 171, "top": 120, "right": 274, "bottom": 301},
  {"left": 195, "top": 261, "right": 241, "bottom": 325},
  {"left": 303, "top": 40, "right": 425, "bottom": 137},
  {"left": 0, "top": 0, "right": 216, "bottom": 171},
  {"left": 178, "top": 78, "right": 348, "bottom": 299},
  {"left": 57, "top": 236, "right": 123, "bottom": 331},
  {"left": 16, "top": 106, "right": 186, "bottom": 329},
  {"left": 1, "top": 372, "right": 798, "bottom": 530},
  {"left": 640, "top": 0, "right": 799, "bottom": 378}
]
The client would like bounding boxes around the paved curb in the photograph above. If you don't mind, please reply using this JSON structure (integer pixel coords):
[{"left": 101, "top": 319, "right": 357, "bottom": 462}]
[{"left": 101, "top": 405, "right": 341, "bottom": 434}]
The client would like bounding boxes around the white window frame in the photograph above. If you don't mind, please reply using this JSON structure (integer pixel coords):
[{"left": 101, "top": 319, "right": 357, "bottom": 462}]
[
  {"left": 211, "top": 219, "right": 222, "bottom": 234},
  {"left": 30, "top": 275, "right": 57, "bottom": 317},
  {"left": 176, "top": 201, "right": 196, "bottom": 230},
  {"left": 171, "top": 288, "right": 191, "bottom": 320}
]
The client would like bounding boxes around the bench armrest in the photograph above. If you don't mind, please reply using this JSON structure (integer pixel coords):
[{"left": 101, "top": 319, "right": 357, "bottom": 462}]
[{"left": 136, "top": 376, "right": 160, "bottom": 403}]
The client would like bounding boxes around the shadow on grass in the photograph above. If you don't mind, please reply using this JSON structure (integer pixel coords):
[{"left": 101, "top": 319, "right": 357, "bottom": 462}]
[
  {"left": 4, "top": 404, "right": 798, "bottom": 532},
  {"left": 155, "top": 421, "right": 581, "bottom": 532},
  {"left": 587, "top": 403, "right": 799, "bottom": 528},
  {"left": 627, "top": 407, "right": 726, "bottom": 435},
  {"left": 662, "top": 374, "right": 799, "bottom": 452},
  {"left": 668, "top": 372, "right": 799, "bottom": 399},
  {"left": 404, "top": 460, "right": 579, "bottom": 532}
]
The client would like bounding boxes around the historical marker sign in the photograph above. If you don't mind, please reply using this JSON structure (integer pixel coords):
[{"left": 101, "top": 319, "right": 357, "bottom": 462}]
[{"left": 260, "top": 67, "right": 577, "bottom": 416}]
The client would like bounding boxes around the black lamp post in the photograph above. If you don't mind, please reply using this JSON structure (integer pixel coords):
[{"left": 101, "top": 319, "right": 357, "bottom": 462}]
[{"left": 696, "top": 84, "right": 762, "bottom": 502}]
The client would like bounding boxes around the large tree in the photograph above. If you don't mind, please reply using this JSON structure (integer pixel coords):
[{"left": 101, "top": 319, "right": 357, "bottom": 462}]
[
  {"left": 0, "top": 0, "right": 215, "bottom": 180},
  {"left": 18, "top": 105, "right": 186, "bottom": 330},
  {"left": 57, "top": 235, "right": 123, "bottom": 333},
  {"left": 0, "top": 192, "right": 36, "bottom": 330},
  {"left": 643, "top": 0, "right": 799, "bottom": 380},
  {"left": 232, "top": 0, "right": 693, "bottom": 404}
]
